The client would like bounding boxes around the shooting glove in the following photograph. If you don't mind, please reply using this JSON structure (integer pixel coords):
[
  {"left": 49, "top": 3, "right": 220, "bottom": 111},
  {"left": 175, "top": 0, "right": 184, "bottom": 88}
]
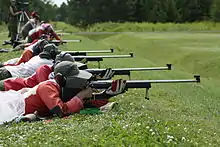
[
  {"left": 105, "top": 79, "right": 127, "bottom": 96},
  {"left": 100, "top": 68, "right": 115, "bottom": 80}
]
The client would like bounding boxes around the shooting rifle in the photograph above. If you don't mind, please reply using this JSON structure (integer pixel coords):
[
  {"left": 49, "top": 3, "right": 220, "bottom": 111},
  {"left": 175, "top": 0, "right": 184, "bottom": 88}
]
[
  {"left": 72, "top": 52, "right": 134, "bottom": 68},
  {"left": 89, "top": 75, "right": 200, "bottom": 100},
  {"left": 66, "top": 49, "right": 114, "bottom": 56},
  {"left": 48, "top": 40, "right": 81, "bottom": 46},
  {"left": 3, "top": 39, "right": 81, "bottom": 47},
  {"left": 86, "top": 64, "right": 172, "bottom": 79},
  {"left": 2, "top": 40, "right": 15, "bottom": 46},
  {"left": 2, "top": 40, "right": 25, "bottom": 47},
  {"left": 49, "top": 39, "right": 81, "bottom": 44}
]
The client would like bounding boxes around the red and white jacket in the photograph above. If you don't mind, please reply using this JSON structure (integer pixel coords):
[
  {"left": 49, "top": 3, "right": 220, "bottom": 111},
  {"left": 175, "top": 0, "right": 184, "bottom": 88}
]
[
  {"left": 24, "top": 80, "right": 84, "bottom": 117},
  {"left": 14, "top": 39, "right": 45, "bottom": 65},
  {"left": 4, "top": 56, "right": 53, "bottom": 78},
  {"left": 3, "top": 65, "right": 52, "bottom": 91},
  {"left": 4, "top": 39, "right": 43, "bottom": 66},
  {"left": 3, "top": 64, "right": 108, "bottom": 109},
  {"left": 28, "top": 26, "right": 60, "bottom": 42}
]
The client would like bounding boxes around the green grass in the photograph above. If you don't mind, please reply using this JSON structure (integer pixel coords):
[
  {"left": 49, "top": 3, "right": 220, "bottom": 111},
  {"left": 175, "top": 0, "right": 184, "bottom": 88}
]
[
  {"left": 0, "top": 25, "right": 220, "bottom": 146},
  {"left": 51, "top": 21, "right": 80, "bottom": 33},
  {"left": 0, "top": 23, "right": 7, "bottom": 33}
]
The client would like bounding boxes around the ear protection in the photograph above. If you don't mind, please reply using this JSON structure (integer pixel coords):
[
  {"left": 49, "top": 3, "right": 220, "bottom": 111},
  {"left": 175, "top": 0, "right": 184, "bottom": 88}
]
[
  {"left": 59, "top": 52, "right": 68, "bottom": 58},
  {"left": 53, "top": 52, "right": 69, "bottom": 76},
  {"left": 55, "top": 52, "right": 67, "bottom": 63},
  {"left": 39, "top": 40, "right": 49, "bottom": 51},
  {"left": 49, "top": 45, "right": 59, "bottom": 60},
  {"left": 54, "top": 73, "right": 66, "bottom": 87}
]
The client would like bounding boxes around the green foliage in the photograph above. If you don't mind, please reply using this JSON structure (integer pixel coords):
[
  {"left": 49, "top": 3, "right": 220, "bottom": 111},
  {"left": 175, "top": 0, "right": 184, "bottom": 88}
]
[
  {"left": 210, "top": 0, "right": 220, "bottom": 22},
  {"left": 61, "top": 0, "right": 214, "bottom": 26},
  {"left": 0, "top": 0, "right": 218, "bottom": 25},
  {"left": 28, "top": 0, "right": 58, "bottom": 21},
  {"left": 85, "top": 22, "right": 220, "bottom": 32}
]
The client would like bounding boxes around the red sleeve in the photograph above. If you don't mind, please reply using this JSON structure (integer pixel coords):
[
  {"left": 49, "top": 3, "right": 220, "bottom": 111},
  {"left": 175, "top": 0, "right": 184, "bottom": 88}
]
[
  {"left": 51, "top": 31, "right": 61, "bottom": 40},
  {"left": 38, "top": 30, "right": 44, "bottom": 38},
  {"left": 37, "top": 81, "right": 84, "bottom": 116},
  {"left": 4, "top": 78, "right": 26, "bottom": 91},
  {"left": 36, "top": 65, "right": 52, "bottom": 83},
  {"left": 29, "top": 39, "right": 38, "bottom": 45},
  {"left": 24, "top": 43, "right": 31, "bottom": 47},
  {"left": 15, "top": 50, "right": 33, "bottom": 65}
]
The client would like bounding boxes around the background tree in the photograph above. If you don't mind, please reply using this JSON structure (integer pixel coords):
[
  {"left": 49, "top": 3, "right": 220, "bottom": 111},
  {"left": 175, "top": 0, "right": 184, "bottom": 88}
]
[
  {"left": 0, "top": 0, "right": 218, "bottom": 27},
  {"left": 210, "top": 0, "right": 220, "bottom": 22}
]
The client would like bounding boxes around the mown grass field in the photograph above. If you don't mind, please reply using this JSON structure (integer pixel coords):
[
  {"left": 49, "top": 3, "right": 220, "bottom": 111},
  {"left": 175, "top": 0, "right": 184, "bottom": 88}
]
[{"left": 0, "top": 24, "right": 220, "bottom": 146}]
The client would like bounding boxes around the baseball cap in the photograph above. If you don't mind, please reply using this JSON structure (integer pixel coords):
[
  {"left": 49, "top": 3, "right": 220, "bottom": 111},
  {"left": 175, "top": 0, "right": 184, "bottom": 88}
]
[
  {"left": 54, "top": 61, "right": 92, "bottom": 88},
  {"left": 55, "top": 52, "right": 87, "bottom": 69}
]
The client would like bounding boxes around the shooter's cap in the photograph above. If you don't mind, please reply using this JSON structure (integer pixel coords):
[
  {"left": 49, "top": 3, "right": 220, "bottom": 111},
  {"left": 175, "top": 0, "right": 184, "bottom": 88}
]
[
  {"left": 54, "top": 61, "right": 92, "bottom": 88},
  {"left": 55, "top": 52, "right": 87, "bottom": 69}
]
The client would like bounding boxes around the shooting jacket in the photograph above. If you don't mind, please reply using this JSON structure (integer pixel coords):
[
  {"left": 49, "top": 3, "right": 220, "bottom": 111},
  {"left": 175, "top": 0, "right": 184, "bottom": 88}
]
[
  {"left": 28, "top": 26, "right": 60, "bottom": 42},
  {"left": 0, "top": 79, "right": 84, "bottom": 124},
  {"left": 4, "top": 55, "right": 53, "bottom": 78},
  {"left": 14, "top": 39, "right": 45, "bottom": 65},
  {"left": 3, "top": 65, "right": 52, "bottom": 91},
  {"left": 24, "top": 80, "right": 84, "bottom": 117}
]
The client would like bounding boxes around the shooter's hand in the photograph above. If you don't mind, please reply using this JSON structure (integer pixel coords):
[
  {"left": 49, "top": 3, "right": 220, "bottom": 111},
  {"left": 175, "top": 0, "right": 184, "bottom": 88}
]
[
  {"left": 105, "top": 79, "right": 127, "bottom": 96},
  {"left": 76, "top": 87, "right": 94, "bottom": 100}
]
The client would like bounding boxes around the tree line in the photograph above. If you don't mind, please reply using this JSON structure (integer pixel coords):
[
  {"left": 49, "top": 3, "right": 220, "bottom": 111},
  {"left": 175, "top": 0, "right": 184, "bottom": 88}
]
[{"left": 0, "top": 0, "right": 220, "bottom": 26}]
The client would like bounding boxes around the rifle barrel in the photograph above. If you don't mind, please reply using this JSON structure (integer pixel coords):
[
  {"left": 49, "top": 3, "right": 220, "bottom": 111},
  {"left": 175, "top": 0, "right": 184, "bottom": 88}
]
[
  {"left": 90, "top": 75, "right": 200, "bottom": 89},
  {"left": 73, "top": 53, "right": 133, "bottom": 59},
  {"left": 91, "top": 80, "right": 152, "bottom": 89},
  {"left": 50, "top": 40, "right": 81, "bottom": 43},
  {"left": 86, "top": 64, "right": 172, "bottom": 75},
  {"left": 67, "top": 49, "right": 114, "bottom": 54}
]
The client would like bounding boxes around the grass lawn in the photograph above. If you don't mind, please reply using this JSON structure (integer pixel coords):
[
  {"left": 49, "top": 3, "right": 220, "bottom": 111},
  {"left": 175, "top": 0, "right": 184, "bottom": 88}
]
[{"left": 0, "top": 31, "right": 220, "bottom": 146}]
